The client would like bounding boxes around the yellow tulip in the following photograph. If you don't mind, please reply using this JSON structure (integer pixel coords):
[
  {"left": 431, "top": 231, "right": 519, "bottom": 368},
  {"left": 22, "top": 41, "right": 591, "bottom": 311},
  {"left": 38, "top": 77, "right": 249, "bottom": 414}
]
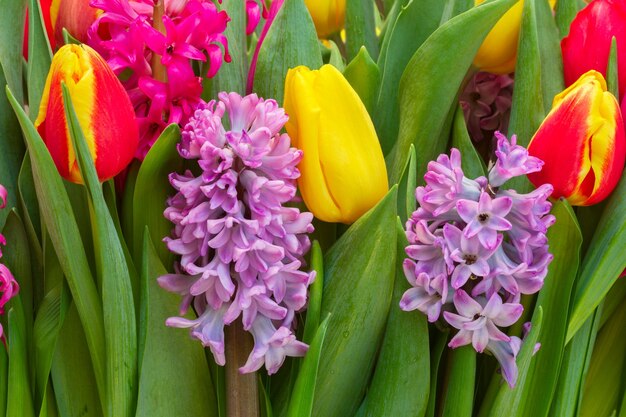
[
  {"left": 474, "top": 0, "right": 556, "bottom": 74},
  {"left": 304, "top": 0, "right": 346, "bottom": 38},
  {"left": 284, "top": 64, "right": 388, "bottom": 224}
]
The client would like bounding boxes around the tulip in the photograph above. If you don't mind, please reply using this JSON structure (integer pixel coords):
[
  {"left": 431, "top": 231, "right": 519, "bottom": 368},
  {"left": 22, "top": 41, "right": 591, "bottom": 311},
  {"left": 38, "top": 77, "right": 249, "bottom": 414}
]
[
  {"left": 51, "top": 0, "right": 99, "bottom": 46},
  {"left": 35, "top": 44, "right": 139, "bottom": 184},
  {"left": 304, "top": 0, "right": 346, "bottom": 38},
  {"left": 473, "top": 0, "right": 556, "bottom": 74},
  {"left": 527, "top": 70, "right": 626, "bottom": 206},
  {"left": 561, "top": 0, "right": 626, "bottom": 99},
  {"left": 283, "top": 64, "right": 388, "bottom": 223}
]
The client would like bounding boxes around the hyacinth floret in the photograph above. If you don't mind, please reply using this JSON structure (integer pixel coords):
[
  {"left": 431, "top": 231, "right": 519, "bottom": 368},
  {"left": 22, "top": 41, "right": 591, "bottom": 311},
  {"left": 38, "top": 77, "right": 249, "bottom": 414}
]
[
  {"left": 0, "top": 185, "right": 20, "bottom": 344},
  {"left": 400, "top": 131, "right": 554, "bottom": 387},
  {"left": 160, "top": 92, "right": 315, "bottom": 375}
]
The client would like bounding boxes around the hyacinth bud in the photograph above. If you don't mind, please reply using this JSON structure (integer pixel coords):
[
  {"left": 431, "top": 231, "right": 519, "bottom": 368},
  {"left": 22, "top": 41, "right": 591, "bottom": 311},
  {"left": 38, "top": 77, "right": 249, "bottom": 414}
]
[
  {"left": 562, "top": 0, "right": 626, "bottom": 99},
  {"left": 35, "top": 44, "right": 139, "bottom": 184},
  {"left": 528, "top": 70, "right": 626, "bottom": 206},
  {"left": 303, "top": 0, "right": 346, "bottom": 38},
  {"left": 473, "top": 0, "right": 556, "bottom": 74},
  {"left": 51, "top": 0, "right": 99, "bottom": 46},
  {"left": 284, "top": 64, "right": 388, "bottom": 224}
]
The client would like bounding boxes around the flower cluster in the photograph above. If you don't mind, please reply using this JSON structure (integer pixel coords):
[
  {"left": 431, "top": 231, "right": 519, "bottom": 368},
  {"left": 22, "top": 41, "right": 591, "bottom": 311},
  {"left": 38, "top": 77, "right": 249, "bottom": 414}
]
[
  {"left": 0, "top": 185, "right": 20, "bottom": 344},
  {"left": 88, "top": 0, "right": 232, "bottom": 159},
  {"left": 160, "top": 92, "right": 315, "bottom": 375},
  {"left": 400, "top": 132, "right": 555, "bottom": 387}
]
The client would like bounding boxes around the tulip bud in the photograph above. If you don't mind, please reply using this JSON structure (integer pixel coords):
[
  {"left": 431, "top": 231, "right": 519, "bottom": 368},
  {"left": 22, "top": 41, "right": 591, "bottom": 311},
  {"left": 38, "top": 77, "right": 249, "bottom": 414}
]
[
  {"left": 35, "top": 44, "right": 139, "bottom": 184},
  {"left": 51, "top": 0, "right": 99, "bottom": 46},
  {"left": 473, "top": 0, "right": 556, "bottom": 74},
  {"left": 304, "top": 0, "right": 346, "bottom": 38},
  {"left": 527, "top": 70, "right": 626, "bottom": 206},
  {"left": 284, "top": 64, "right": 388, "bottom": 223},
  {"left": 562, "top": 0, "right": 626, "bottom": 99}
]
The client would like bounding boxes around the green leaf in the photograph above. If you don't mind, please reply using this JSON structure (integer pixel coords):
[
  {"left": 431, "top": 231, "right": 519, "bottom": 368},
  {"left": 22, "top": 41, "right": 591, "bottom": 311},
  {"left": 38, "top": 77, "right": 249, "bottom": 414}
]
[
  {"left": 607, "top": 38, "right": 619, "bottom": 99},
  {"left": 0, "top": 345, "right": 7, "bottom": 416},
  {"left": 6, "top": 85, "right": 106, "bottom": 403},
  {"left": 62, "top": 28, "right": 81, "bottom": 46},
  {"left": 345, "top": 0, "right": 379, "bottom": 61},
  {"left": 312, "top": 186, "right": 398, "bottom": 417},
  {"left": 6, "top": 304, "right": 36, "bottom": 417},
  {"left": 121, "top": 160, "right": 140, "bottom": 252},
  {"left": 536, "top": 0, "right": 564, "bottom": 112},
  {"left": 343, "top": 47, "right": 380, "bottom": 116},
  {"left": 0, "top": 0, "right": 26, "bottom": 104},
  {"left": 212, "top": 0, "right": 246, "bottom": 94},
  {"left": 253, "top": 0, "right": 322, "bottom": 103},
  {"left": 440, "top": 346, "right": 476, "bottom": 417},
  {"left": 424, "top": 329, "right": 450, "bottom": 417},
  {"left": 599, "top": 278, "right": 626, "bottom": 329},
  {"left": 486, "top": 307, "right": 543, "bottom": 417},
  {"left": 374, "top": 0, "right": 446, "bottom": 155},
  {"left": 568, "top": 171, "right": 626, "bottom": 341},
  {"left": 136, "top": 230, "right": 218, "bottom": 417},
  {"left": 396, "top": 145, "right": 417, "bottom": 221},
  {"left": 555, "top": 0, "right": 580, "bottom": 38},
  {"left": 27, "top": 0, "right": 52, "bottom": 118},
  {"left": 519, "top": 200, "right": 582, "bottom": 417},
  {"left": 302, "top": 241, "right": 323, "bottom": 345},
  {"left": 325, "top": 40, "right": 345, "bottom": 71},
  {"left": 285, "top": 316, "right": 330, "bottom": 417},
  {"left": 358, "top": 219, "right": 429, "bottom": 417},
  {"left": 387, "top": 0, "right": 518, "bottom": 183},
  {"left": 450, "top": 105, "right": 487, "bottom": 178},
  {"left": 133, "top": 124, "right": 182, "bottom": 266},
  {"left": 62, "top": 84, "right": 137, "bottom": 417}
]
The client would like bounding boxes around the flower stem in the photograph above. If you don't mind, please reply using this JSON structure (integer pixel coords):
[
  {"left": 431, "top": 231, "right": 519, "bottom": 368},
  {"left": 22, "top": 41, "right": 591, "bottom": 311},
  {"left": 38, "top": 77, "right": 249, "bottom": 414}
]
[
  {"left": 151, "top": 0, "right": 167, "bottom": 82},
  {"left": 225, "top": 320, "right": 259, "bottom": 417}
]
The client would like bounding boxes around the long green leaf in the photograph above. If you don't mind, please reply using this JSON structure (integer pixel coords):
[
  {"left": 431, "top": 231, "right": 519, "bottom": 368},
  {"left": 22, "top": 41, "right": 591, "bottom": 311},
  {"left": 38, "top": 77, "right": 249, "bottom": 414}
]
[
  {"left": 136, "top": 230, "right": 218, "bottom": 417},
  {"left": 62, "top": 84, "right": 137, "bottom": 417},
  {"left": 387, "top": 0, "right": 518, "bottom": 183},
  {"left": 0, "top": 344, "right": 7, "bottom": 416},
  {"left": 536, "top": 0, "right": 564, "bottom": 112},
  {"left": 358, "top": 219, "right": 429, "bottom": 417},
  {"left": 555, "top": 0, "right": 580, "bottom": 38},
  {"left": 343, "top": 46, "right": 380, "bottom": 115},
  {"left": 396, "top": 145, "right": 417, "bottom": 222},
  {"left": 345, "top": 0, "right": 379, "bottom": 61},
  {"left": 0, "top": 0, "right": 25, "bottom": 104},
  {"left": 424, "top": 329, "right": 450, "bottom": 417},
  {"left": 27, "top": 0, "right": 52, "bottom": 117},
  {"left": 312, "top": 186, "right": 398, "bottom": 417},
  {"left": 6, "top": 85, "right": 106, "bottom": 403},
  {"left": 450, "top": 105, "right": 487, "bottom": 179},
  {"left": 440, "top": 346, "right": 476, "bottom": 417},
  {"left": 212, "top": 0, "right": 246, "bottom": 94},
  {"left": 6, "top": 303, "right": 36, "bottom": 417},
  {"left": 301, "top": 241, "right": 323, "bottom": 345},
  {"left": 568, "top": 171, "right": 626, "bottom": 341}
]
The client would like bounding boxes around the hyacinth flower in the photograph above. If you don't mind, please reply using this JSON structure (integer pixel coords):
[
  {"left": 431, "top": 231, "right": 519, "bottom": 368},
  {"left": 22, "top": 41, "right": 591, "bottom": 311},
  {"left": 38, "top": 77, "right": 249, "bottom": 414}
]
[
  {"left": 88, "top": 0, "right": 233, "bottom": 158},
  {"left": 0, "top": 185, "right": 20, "bottom": 344},
  {"left": 160, "top": 92, "right": 315, "bottom": 374},
  {"left": 400, "top": 132, "right": 555, "bottom": 387}
]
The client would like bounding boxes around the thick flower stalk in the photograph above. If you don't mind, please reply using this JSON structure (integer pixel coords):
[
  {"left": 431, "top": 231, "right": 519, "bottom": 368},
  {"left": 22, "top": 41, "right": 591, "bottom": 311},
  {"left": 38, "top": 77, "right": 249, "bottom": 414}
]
[
  {"left": 0, "top": 185, "right": 19, "bottom": 344},
  {"left": 88, "top": 0, "right": 231, "bottom": 158},
  {"left": 400, "top": 132, "right": 555, "bottom": 387},
  {"left": 160, "top": 92, "right": 315, "bottom": 375}
]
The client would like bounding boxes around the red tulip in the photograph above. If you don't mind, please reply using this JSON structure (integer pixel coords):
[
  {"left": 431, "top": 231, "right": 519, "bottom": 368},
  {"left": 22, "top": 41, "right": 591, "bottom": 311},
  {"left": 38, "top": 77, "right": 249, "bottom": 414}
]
[
  {"left": 528, "top": 71, "right": 626, "bottom": 206},
  {"left": 562, "top": 0, "right": 626, "bottom": 98},
  {"left": 35, "top": 44, "right": 139, "bottom": 184},
  {"left": 51, "top": 0, "right": 99, "bottom": 46}
]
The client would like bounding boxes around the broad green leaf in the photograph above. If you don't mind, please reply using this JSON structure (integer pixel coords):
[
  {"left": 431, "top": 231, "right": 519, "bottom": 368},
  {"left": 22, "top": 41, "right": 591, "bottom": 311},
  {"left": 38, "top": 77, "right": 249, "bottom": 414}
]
[
  {"left": 17, "top": 153, "right": 43, "bottom": 275},
  {"left": 519, "top": 200, "right": 582, "bottom": 417},
  {"left": 254, "top": 0, "right": 322, "bottom": 104},
  {"left": 136, "top": 231, "right": 218, "bottom": 417},
  {"left": 536, "top": 0, "right": 564, "bottom": 112},
  {"left": 6, "top": 86, "right": 106, "bottom": 402},
  {"left": 312, "top": 186, "right": 398, "bottom": 417},
  {"left": 0, "top": 0, "right": 25, "bottom": 104},
  {"left": 599, "top": 278, "right": 626, "bottom": 329},
  {"left": 607, "top": 38, "right": 619, "bottom": 98},
  {"left": 440, "top": 0, "right": 474, "bottom": 24},
  {"left": 345, "top": 0, "right": 379, "bottom": 61},
  {"left": 486, "top": 308, "right": 543, "bottom": 417},
  {"left": 374, "top": 0, "right": 445, "bottom": 155},
  {"left": 358, "top": 219, "right": 429, "bottom": 417},
  {"left": 52, "top": 304, "right": 103, "bottom": 417},
  {"left": 551, "top": 306, "right": 604, "bottom": 417},
  {"left": 0, "top": 346, "right": 6, "bottom": 416},
  {"left": 440, "top": 346, "right": 476, "bottom": 417},
  {"left": 396, "top": 145, "right": 417, "bottom": 221},
  {"left": 326, "top": 40, "right": 345, "bottom": 72},
  {"left": 285, "top": 316, "right": 330, "bottom": 417},
  {"left": 6, "top": 304, "right": 36, "bottom": 417},
  {"left": 27, "top": 0, "right": 52, "bottom": 118},
  {"left": 343, "top": 47, "right": 380, "bottom": 116},
  {"left": 555, "top": 0, "right": 580, "bottom": 38},
  {"left": 212, "top": 0, "right": 246, "bottom": 94},
  {"left": 450, "top": 105, "right": 487, "bottom": 179},
  {"left": 387, "top": 0, "right": 518, "bottom": 183},
  {"left": 63, "top": 85, "right": 137, "bottom": 417},
  {"left": 568, "top": 171, "right": 626, "bottom": 341},
  {"left": 259, "top": 378, "right": 274, "bottom": 417},
  {"left": 133, "top": 124, "right": 182, "bottom": 266},
  {"left": 302, "top": 241, "right": 323, "bottom": 345},
  {"left": 121, "top": 160, "right": 140, "bottom": 251},
  {"left": 579, "top": 301, "right": 626, "bottom": 417},
  {"left": 424, "top": 329, "right": 450, "bottom": 417}
]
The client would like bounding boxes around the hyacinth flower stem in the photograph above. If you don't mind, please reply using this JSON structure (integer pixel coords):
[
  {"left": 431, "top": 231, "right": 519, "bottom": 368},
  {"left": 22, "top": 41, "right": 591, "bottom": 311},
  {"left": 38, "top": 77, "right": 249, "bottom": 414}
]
[
  {"left": 151, "top": 0, "right": 167, "bottom": 82},
  {"left": 225, "top": 320, "right": 260, "bottom": 417}
]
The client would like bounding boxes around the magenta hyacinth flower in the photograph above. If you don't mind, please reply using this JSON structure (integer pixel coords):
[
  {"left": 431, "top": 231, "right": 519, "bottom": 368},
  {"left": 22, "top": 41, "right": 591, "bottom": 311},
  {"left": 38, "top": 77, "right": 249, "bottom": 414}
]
[
  {"left": 160, "top": 92, "right": 315, "bottom": 375},
  {"left": 400, "top": 132, "right": 555, "bottom": 387},
  {"left": 0, "top": 185, "right": 20, "bottom": 344}
]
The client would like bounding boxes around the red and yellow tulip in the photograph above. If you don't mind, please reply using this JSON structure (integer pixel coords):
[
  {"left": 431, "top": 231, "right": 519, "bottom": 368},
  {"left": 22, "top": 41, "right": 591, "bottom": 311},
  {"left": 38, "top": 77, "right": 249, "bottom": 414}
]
[
  {"left": 284, "top": 64, "right": 388, "bottom": 224},
  {"left": 527, "top": 70, "right": 626, "bottom": 206},
  {"left": 35, "top": 44, "right": 139, "bottom": 184}
]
